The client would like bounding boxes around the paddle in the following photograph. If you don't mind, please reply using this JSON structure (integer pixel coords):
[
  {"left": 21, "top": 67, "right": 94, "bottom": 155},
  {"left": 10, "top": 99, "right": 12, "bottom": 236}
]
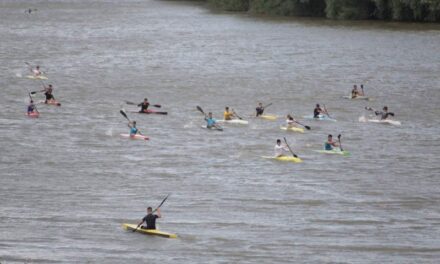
[
  {"left": 120, "top": 109, "right": 143, "bottom": 135},
  {"left": 125, "top": 100, "right": 161, "bottom": 108},
  {"left": 197, "top": 106, "right": 223, "bottom": 131},
  {"left": 263, "top": 103, "right": 273, "bottom": 109},
  {"left": 283, "top": 137, "right": 299, "bottom": 158},
  {"left": 294, "top": 120, "right": 311, "bottom": 130},
  {"left": 133, "top": 194, "right": 170, "bottom": 232},
  {"left": 338, "top": 134, "right": 343, "bottom": 151},
  {"left": 322, "top": 104, "right": 331, "bottom": 118},
  {"left": 232, "top": 109, "right": 243, "bottom": 120}
]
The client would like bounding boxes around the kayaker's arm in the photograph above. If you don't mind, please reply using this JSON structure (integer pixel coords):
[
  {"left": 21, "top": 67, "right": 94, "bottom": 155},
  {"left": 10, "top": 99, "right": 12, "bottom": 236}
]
[{"left": 155, "top": 208, "right": 162, "bottom": 218}]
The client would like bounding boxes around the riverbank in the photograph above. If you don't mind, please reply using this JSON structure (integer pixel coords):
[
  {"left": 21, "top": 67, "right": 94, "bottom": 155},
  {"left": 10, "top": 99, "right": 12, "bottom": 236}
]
[{"left": 193, "top": 0, "right": 440, "bottom": 22}]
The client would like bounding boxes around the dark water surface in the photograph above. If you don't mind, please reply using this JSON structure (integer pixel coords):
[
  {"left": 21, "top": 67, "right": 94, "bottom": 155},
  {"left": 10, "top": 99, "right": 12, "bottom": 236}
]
[{"left": 1, "top": 0, "right": 440, "bottom": 263}]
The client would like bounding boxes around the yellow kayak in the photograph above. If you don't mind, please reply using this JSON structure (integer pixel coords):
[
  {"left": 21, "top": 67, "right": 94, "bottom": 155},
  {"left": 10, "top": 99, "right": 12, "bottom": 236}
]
[
  {"left": 26, "top": 75, "right": 48, "bottom": 80},
  {"left": 258, "top": 115, "right": 277, "bottom": 120},
  {"left": 122, "top": 223, "right": 177, "bottom": 238},
  {"left": 262, "top": 155, "right": 303, "bottom": 163},
  {"left": 280, "top": 126, "right": 304, "bottom": 133}
]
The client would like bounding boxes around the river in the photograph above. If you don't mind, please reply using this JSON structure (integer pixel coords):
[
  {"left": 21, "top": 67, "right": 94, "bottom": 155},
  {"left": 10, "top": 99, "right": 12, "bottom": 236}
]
[{"left": 1, "top": 0, "right": 440, "bottom": 263}]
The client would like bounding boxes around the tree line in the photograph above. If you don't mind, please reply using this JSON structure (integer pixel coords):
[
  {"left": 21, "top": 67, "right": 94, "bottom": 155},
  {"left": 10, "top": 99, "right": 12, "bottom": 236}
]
[{"left": 204, "top": 0, "right": 440, "bottom": 22}]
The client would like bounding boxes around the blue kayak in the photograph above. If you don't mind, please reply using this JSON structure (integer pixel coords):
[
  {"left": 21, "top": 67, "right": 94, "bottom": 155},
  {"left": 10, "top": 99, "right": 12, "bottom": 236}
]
[{"left": 303, "top": 114, "right": 337, "bottom": 122}]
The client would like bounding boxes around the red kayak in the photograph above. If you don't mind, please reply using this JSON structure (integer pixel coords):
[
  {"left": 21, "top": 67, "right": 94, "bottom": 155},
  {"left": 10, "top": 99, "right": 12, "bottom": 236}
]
[
  {"left": 26, "top": 111, "right": 39, "bottom": 118},
  {"left": 120, "top": 133, "right": 149, "bottom": 140},
  {"left": 43, "top": 100, "right": 61, "bottom": 106},
  {"left": 131, "top": 109, "right": 167, "bottom": 115}
]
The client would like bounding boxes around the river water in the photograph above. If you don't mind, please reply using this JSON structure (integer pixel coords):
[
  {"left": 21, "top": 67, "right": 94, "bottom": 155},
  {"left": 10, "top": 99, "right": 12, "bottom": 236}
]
[{"left": 1, "top": 0, "right": 440, "bottom": 263}]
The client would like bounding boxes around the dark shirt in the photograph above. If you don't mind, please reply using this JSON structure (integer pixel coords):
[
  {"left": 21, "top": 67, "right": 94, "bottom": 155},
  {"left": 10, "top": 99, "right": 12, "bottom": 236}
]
[
  {"left": 142, "top": 213, "right": 159, "bottom": 229},
  {"left": 138, "top": 102, "right": 150, "bottom": 112},
  {"left": 45, "top": 91, "right": 54, "bottom": 101},
  {"left": 313, "top": 107, "right": 321, "bottom": 118},
  {"left": 256, "top": 106, "right": 264, "bottom": 116}
]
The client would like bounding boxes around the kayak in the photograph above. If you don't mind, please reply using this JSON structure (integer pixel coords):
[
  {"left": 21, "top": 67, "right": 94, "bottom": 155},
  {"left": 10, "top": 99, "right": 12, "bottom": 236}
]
[
  {"left": 262, "top": 155, "right": 303, "bottom": 163},
  {"left": 359, "top": 116, "right": 401, "bottom": 126},
  {"left": 26, "top": 75, "right": 48, "bottom": 80},
  {"left": 120, "top": 133, "right": 149, "bottom": 140},
  {"left": 131, "top": 110, "right": 167, "bottom": 115},
  {"left": 314, "top": 149, "right": 350, "bottom": 156},
  {"left": 122, "top": 223, "right": 177, "bottom": 238},
  {"left": 303, "top": 115, "right": 337, "bottom": 122},
  {"left": 342, "top": 95, "right": 370, "bottom": 101},
  {"left": 258, "top": 115, "right": 277, "bottom": 120},
  {"left": 217, "top": 119, "right": 249, "bottom": 125},
  {"left": 201, "top": 125, "right": 223, "bottom": 131},
  {"left": 40, "top": 100, "right": 61, "bottom": 106},
  {"left": 280, "top": 125, "right": 304, "bottom": 133},
  {"left": 26, "top": 111, "right": 39, "bottom": 118}
]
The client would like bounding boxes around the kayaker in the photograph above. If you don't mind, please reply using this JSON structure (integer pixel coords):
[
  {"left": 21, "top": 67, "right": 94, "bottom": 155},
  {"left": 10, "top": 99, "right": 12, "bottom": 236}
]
[
  {"left": 374, "top": 106, "right": 394, "bottom": 120},
  {"left": 256, "top": 102, "right": 264, "bottom": 117},
  {"left": 205, "top": 112, "right": 218, "bottom": 129},
  {"left": 137, "top": 98, "right": 150, "bottom": 113},
  {"left": 286, "top": 114, "right": 298, "bottom": 127},
  {"left": 128, "top": 121, "right": 139, "bottom": 136},
  {"left": 27, "top": 99, "right": 36, "bottom": 113},
  {"left": 136, "top": 207, "right": 162, "bottom": 230},
  {"left": 274, "top": 139, "right": 290, "bottom": 157},
  {"left": 224, "top": 107, "right": 235, "bottom": 120},
  {"left": 351, "top": 85, "right": 360, "bottom": 98},
  {"left": 313, "top": 104, "right": 325, "bottom": 118},
  {"left": 325, "top": 134, "right": 339, "bottom": 150},
  {"left": 32, "top": 65, "right": 42, "bottom": 76},
  {"left": 41, "top": 84, "right": 55, "bottom": 103}
]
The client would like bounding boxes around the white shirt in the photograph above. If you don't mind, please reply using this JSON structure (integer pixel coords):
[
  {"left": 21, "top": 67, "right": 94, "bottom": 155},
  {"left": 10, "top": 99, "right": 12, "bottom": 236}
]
[
  {"left": 274, "top": 144, "right": 289, "bottom": 157},
  {"left": 33, "top": 69, "right": 41, "bottom": 76}
]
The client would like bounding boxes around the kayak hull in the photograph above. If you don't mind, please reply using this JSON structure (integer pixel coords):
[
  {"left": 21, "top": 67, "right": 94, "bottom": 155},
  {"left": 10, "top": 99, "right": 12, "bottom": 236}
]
[
  {"left": 122, "top": 223, "right": 177, "bottom": 238},
  {"left": 258, "top": 115, "right": 277, "bottom": 120},
  {"left": 132, "top": 110, "right": 168, "bottom": 115},
  {"left": 40, "top": 100, "right": 61, "bottom": 106},
  {"left": 26, "top": 75, "right": 48, "bottom": 80},
  {"left": 359, "top": 116, "right": 401, "bottom": 126},
  {"left": 280, "top": 126, "right": 305, "bottom": 133},
  {"left": 262, "top": 156, "right": 303, "bottom": 163},
  {"left": 120, "top": 133, "right": 149, "bottom": 140},
  {"left": 303, "top": 115, "right": 337, "bottom": 122},
  {"left": 314, "top": 149, "right": 350, "bottom": 156},
  {"left": 26, "top": 112, "right": 39, "bottom": 118},
  {"left": 342, "top": 95, "right": 370, "bottom": 101},
  {"left": 217, "top": 119, "right": 249, "bottom": 125},
  {"left": 201, "top": 125, "right": 223, "bottom": 131}
]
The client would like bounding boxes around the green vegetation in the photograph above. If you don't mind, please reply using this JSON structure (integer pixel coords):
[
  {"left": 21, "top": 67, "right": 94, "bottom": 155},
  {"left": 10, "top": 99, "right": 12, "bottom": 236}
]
[{"left": 195, "top": 0, "right": 440, "bottom": 22}]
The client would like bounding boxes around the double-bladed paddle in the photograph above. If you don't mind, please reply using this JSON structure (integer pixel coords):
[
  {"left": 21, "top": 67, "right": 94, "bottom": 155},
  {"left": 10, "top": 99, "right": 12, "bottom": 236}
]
[
  {"left": 120, "top": 109, "right": 143, "bottom": 135},
  {"left": 125, "top": 100, "right": 161, "bottom": 108}
]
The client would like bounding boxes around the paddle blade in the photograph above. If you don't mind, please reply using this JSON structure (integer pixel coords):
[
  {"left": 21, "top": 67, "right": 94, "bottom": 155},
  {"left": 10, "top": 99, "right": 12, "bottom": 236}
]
[
  {"left": 125, "top": 101, "right": 136, "bottom": 105},
  {"left": 153, "top": 104, "right": 161, "bottom": 108},
  {"left": 120, "top": 110, "right": 129, "bottom": 121},
  {"left": 305, "top": 125, "right": 311, "bottom": 130},
  {"left": 338, "top": 134, "right": 341, "bottom": 139},
  {"left": 30, "top": 91, "right": 37, "bottom": 94},
  {"left": 196, "top": 106, "right": 204, "bottom": 115}
]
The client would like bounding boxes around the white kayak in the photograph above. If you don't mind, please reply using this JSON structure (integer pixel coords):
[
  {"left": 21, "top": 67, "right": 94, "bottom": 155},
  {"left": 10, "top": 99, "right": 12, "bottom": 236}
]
[
  {"left": 280, "top": 125, "right": 304, "bottom": 133},
  {"left": 216, "top": 119, "right": 249, "bottom": 125},
  {"left": 359, "top": 116, "right": 401, "bottom": 126},
  {"left": 120, "top": 133, "right": 149, "bottom": 140},
  {"left": 314, "top": 148, "right": 350, "bottom": 156},
  {"left": 26, "top": 75, "right": 48, "bottom": 80},
  {"left": 342, "top": 95, "right": 370, "bottom": 101},
  {"left": 303, "top": 114, "right": 337, "bottom": 122}
]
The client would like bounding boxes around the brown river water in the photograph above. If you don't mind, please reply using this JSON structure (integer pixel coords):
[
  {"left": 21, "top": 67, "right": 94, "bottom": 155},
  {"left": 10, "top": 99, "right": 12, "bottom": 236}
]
[{"left": 1, "top": 0, "right": 440, "bottom": 263}]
